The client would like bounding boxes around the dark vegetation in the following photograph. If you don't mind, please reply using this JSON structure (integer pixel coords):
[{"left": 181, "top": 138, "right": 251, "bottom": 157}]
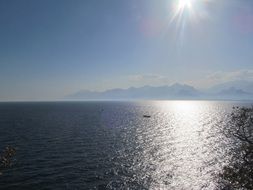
[
  {"left": 0, "top": 146, "right": 16, "bottom": 175},
  {"left": 219, "top": 107, "right": 253, "bottom": 190}
]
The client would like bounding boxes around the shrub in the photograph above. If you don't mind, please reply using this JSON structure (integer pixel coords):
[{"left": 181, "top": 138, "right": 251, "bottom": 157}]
[
  {"left": 0, "top": 146, "right": 16, "bottom": 175},
  {"left": 219, "top": 107, "right": 253, "bottom": 190}
]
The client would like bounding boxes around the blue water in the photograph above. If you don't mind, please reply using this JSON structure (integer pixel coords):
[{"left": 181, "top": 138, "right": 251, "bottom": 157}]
[{"left": 0, "top": 101, "right": 251, "bottom": 189}]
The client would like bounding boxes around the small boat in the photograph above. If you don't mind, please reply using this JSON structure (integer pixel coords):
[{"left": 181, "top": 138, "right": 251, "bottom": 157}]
[{"left": 143, "top": 115, "right": 151, "bottom": 118}]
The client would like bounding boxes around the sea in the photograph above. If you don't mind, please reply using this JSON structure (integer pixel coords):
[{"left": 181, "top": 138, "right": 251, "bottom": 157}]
[{"left": 0, "top": 101, "right": 252, "bottom": 190}]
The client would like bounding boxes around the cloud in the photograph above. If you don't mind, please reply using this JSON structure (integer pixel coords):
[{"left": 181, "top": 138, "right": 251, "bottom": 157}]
[
  {"left": 127, "top": 74, "right": 174, "bottom": 86},
  {"left": 207, "top": 70, "right": 253, "bottom": 82},
  {"left": 127, "top": 70, "right": 253, "bottom": 89},
  {"left": 128, "top": 74, "right": 167, "bottom": 82},
  {"left": 183, "top": 70, "right": 253, "bottom": 89},
  {"left": 128, "top": 74, "right": 166, "bottom": 80}
]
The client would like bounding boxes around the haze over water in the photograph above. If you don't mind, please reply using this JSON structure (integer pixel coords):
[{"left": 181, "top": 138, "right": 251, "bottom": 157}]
[{"left": 0, "top": 101, "right": 251, "bottom": 189}]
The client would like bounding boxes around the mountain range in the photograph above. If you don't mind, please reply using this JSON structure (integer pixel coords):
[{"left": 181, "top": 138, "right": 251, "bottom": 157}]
[{"left": 66, "top": 80, "right": 253, "bottom": 100}]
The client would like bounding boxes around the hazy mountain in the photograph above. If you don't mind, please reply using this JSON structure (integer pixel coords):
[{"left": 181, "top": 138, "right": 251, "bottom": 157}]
[
  {"left": 66, "top": 82, "right": 253, "bottom": 100},
  {"left": 209, "top": 80, "right": 253, "bottom": 93},
  {"left": 66, "top": 83, "right": 202, "bottom": 100},
  {"left": 214, "top": 87, "right": 252, "bottom": 100}
]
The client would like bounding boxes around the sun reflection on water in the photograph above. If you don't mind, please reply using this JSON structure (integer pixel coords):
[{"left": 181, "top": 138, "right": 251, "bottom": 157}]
[{"left": 137, "top": 101, "right": 230, "bottom": 189}]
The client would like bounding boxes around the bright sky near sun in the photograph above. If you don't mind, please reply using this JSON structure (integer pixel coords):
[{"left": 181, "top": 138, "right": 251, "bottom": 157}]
[{"left": 0, "top": 0, "right": 253, "bottom": 100}]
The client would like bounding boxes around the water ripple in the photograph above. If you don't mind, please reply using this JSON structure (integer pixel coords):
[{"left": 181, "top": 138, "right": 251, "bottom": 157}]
[{"left": 0, "top": 101, "right": 251, "bottom": 189}]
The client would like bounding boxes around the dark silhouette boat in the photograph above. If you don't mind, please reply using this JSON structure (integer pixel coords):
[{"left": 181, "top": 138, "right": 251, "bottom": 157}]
[{"left": 143, "top": 115, "right": 151, "bottom": 118}]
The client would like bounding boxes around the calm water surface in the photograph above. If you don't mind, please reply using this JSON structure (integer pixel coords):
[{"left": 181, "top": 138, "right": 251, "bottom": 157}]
[{"left": 0, "top": 101, "right": 252, "bottom": 189}]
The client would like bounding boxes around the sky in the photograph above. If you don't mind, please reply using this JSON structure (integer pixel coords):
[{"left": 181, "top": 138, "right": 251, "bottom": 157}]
[{"left": 1, "top": 0, "right": 253, "bottom": 101}]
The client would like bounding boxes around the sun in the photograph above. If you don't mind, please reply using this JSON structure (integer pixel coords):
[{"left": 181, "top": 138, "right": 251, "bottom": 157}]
[
  {"left": 178, "top": 0, "right": 193, "bottom": 11},
  {"left": 168, "top": 0, "right": 209, "bottom": 45},
  {"left": 170, "top": 0, "right": 198, "bottom": 23}
]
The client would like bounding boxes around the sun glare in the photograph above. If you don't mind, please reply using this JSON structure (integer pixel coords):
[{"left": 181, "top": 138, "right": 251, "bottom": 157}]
[
  {"left": 178, "top": 0, "right": 193, "bottom": 11},
  {"left": 169, "top": 0, "right": 208, "bottom": 45},
  {"left": 170, "top": 0, "right": 198, "bottom": 22}
]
